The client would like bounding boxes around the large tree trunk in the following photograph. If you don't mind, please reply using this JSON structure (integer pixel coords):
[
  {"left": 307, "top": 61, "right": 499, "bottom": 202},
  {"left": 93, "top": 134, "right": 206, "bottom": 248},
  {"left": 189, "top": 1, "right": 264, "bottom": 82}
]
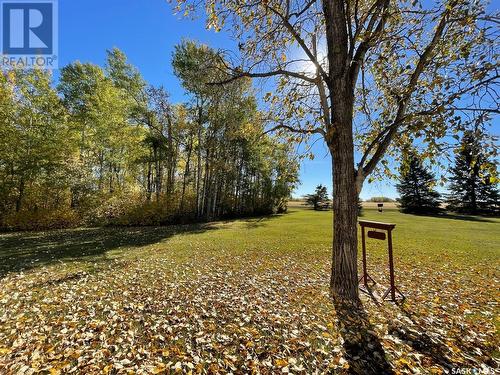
[
  {"left": 329, "top": 136, "right": 359, "bottom": 302},
  {"left": 322, "top": 0, "right": 360, "bottom": 302},
  {"left": 328, "top": 101, "right": 359, "bottom": 302}
]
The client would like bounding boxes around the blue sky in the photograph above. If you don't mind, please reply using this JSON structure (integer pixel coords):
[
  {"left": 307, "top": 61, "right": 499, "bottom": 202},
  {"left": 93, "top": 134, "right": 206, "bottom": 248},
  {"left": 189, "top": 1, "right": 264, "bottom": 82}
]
[{"left": 53, "top": 0, "right": 496, "bottom": 199}]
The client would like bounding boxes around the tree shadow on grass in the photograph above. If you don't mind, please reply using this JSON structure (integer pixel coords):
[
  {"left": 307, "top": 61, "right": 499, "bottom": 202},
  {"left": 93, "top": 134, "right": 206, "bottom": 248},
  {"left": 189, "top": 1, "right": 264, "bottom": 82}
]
[
  {"left": 242, "top": 213, "right": 286, "bottom": 229},
  {"left": 390, "top": 305, "right": 469, "bottom": 371},
  {"left": 333, "top": 298, "right": 393, "bottom": 374},
  {"left": 0, "top": 223, "right": 221, "bottom": 279}
]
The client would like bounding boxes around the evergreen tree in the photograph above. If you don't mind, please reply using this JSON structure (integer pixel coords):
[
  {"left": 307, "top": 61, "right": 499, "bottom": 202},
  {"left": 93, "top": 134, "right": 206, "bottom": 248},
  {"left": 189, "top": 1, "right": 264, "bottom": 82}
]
[
  {"left": 357, "top": 198, "right": 363, "bottom": 216},
  {"left": 396, "top": 155, "right": 442, "bottom": 214},
  {"left": 305, "top": 185, "right": 330, "bottom": 211},
  {"left": 447, "top": 131, "right": 499, "bottom": 215}
]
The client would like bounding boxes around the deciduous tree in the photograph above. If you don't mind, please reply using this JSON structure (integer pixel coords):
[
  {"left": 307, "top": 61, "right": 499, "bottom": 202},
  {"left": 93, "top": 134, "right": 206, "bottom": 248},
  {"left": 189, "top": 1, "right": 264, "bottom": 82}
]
[
  {"left": 0, "top": 69, "right": 71, "bottom": 215},
  {"left": 173, "top": 0, "right": 499, "bottom": 301}
]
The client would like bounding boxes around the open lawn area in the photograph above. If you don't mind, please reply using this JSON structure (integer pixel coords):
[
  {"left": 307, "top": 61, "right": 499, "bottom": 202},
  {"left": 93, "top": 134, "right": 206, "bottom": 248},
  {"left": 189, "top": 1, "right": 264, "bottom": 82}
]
[{"left": 0, "top": 208, "right": 499, "bottom": 374}]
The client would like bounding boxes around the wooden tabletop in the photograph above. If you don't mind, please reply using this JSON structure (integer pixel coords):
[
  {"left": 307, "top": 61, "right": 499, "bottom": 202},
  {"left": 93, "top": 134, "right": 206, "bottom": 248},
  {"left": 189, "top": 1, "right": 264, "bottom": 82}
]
[{"left": 358, "top": 220, "right": 396, "bottom": 230}]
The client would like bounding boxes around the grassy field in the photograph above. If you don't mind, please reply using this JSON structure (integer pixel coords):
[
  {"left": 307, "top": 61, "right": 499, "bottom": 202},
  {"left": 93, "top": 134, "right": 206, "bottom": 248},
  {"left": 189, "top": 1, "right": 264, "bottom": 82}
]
[{"left": 0, "top": 208, "right": 498, "bottom": 374}]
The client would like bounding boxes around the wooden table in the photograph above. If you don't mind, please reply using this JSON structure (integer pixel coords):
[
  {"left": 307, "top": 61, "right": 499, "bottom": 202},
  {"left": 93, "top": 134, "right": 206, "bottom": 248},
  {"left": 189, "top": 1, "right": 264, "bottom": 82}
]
[{"left": 358, "top": 220, "right": 405, "bottom": 302}]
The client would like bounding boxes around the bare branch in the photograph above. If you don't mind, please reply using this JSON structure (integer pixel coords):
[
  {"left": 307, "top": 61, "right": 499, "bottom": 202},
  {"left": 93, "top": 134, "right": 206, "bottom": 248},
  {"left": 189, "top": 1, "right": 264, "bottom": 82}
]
[
  {"left": 264, "top": 123, "right": 326, "bottom": 137},
  {"left": 451, "top": 107, "right": 500, "bottom": 114},
  {"left": 350, "top": 0, "right": 389, "bottom": 87},
  {"left": 288, "top": 0, "right": 318, "bottom": 19},
  {"left": 265, "top": 4, "right": 329, "bottom": 81},
  {"left": 208, "top": 69, "right": 316, "bottom": 85}
]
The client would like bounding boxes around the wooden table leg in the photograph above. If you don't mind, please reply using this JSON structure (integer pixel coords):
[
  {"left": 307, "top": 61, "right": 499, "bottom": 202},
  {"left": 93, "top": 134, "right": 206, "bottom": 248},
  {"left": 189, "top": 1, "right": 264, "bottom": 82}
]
[{"left": 358, "top": 224, "right": 376, "bottom": 292}]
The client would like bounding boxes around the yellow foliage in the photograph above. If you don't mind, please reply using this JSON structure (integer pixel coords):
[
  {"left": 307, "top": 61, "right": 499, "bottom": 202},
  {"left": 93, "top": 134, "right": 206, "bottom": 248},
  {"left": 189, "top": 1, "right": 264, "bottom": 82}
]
[{"left": 2, "top": 209, "right": 80, "bottom": 231}]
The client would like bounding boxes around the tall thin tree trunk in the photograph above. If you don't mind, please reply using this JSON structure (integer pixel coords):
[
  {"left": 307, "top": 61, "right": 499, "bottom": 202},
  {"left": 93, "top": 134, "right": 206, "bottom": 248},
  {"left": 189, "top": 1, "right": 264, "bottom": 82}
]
[
  {"left": 16, "top": 177, "right": 25, "bottom": 212},
  {"left": 196, "top": 104, "right": 203, "bottom": 218},
  {"left": 202, "top": 151, "right": 210, "bottom": 219},
  {"left": 153, "top": 145, "right": 161, "bottom": 202},
  {"left": 166, "top": 119, "right": 176, "bottom": 196},
  {"left": 109, "top": 163, "right": 114, "bottom": 193},
  {"left": 180, "top": 136, "right": 193, "bottom": 213},
  {"left": 167, "top": 142, "right": 178, "bottom": 197},
  {"left": 147, "top": 158, "right": 152, "bottom": 202},
  {"left": 98, "top": 152, "right": 104, "bottom": 191}
]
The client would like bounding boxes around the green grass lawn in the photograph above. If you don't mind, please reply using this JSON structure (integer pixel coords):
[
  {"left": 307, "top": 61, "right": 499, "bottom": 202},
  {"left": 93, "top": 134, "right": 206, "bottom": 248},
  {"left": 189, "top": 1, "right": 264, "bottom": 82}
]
[{"left": 0, "top": 208, "right": 498, "bottom": 374}]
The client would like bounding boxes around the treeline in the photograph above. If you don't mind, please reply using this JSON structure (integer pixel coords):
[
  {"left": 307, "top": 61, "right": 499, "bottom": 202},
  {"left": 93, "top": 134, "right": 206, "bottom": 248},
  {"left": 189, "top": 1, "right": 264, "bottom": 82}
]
[
  {"left": 0, "top": 42, "right": 298, "bottom": 230},
  {"left": 396, "top": 129, "right": 499, "bottom": 216},
  {"left": 366, "top": 197, "right": 395, "bottom": 203}
]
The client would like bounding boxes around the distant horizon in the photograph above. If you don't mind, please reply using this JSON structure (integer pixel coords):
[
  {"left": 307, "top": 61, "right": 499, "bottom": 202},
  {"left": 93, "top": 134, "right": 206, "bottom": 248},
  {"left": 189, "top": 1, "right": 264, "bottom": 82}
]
[{"left": 290, "top": 194, "right": 398, "bottom": 201}]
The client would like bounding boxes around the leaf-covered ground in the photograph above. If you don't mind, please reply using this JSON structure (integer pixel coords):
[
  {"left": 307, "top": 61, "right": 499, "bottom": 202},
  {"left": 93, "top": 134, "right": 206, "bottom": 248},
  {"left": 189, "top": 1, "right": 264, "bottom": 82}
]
[{"left": 0, "top": 208, "right": 498, "bottom": 374}]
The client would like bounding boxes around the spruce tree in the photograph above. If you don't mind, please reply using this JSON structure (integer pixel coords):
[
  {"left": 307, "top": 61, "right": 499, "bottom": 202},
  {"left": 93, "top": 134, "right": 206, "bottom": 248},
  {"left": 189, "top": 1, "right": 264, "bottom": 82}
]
[
  {"left": 447, "top": 131, "right": 499, "bottom": 215},
  {"left": 396, "top": 155, "right": 442, "bottom": 214},
  {"left": 305, "top": 185, "right": 330, "bottom": 211}
]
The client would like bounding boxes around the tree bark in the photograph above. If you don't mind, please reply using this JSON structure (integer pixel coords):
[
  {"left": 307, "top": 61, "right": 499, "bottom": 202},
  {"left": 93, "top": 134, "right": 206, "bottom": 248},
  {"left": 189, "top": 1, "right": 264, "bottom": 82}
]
[
  {"left": 147, "top": 151, "right": 152, "bottom": 202},
  {"left": 16, "top": 177, "right": 25, "bottom": 212},
  {"left": 329, "top": 133, "right": 359, "bottom": 302},
  {"left": 180, "top": 135, "right": 193, "bottom": 213},
  {"left": 322, "top": 0, "right": 360, "bottom": 302},
  {"left": 196, "top": 103, "right": 203, "bottom": 218},
  {"left": 153, "top": 144, "right": 161, "bottom": 202}
]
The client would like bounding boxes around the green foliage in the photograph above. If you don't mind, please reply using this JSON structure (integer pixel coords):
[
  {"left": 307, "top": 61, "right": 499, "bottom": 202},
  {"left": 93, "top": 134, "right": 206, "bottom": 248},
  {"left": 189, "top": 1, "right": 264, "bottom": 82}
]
[
  {"left": 357, "top": 198, "right": 363, "bottom": 216},
  {"left": 447, "top": 130, "right": 499, "bottom": 215},
  {"left": 171, "top": 40, "right": 298, "bottom": 219},
  {"left": 105, "top": 47, "right": 145, "bottom": 97},
  {"left": 367, "top": 197, "right": 395, "bottom": 203},
  {"left": 304, "top": 185, "right": 330, "bottom": 211},
  {"left": 0, "top": 69, "right": 72, "bottom": 221},
  {"left": 0, "top": 47, "right": 298, "bottom": 230},
  {"left": 396, "top": 154, "right": 442, "bottom": 215}
]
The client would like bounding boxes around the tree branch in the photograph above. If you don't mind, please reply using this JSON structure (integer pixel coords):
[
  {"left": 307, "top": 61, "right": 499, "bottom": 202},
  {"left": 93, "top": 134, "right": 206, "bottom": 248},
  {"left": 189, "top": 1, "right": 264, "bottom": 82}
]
[
  {"left": 360, "top": 2, "right": 456, "bottom": 178},
  {"left": 350, "top": 0, "right": 389, "bottom": 87},
  {"left": 208, "top": 68, "right": 317, "bottom": 85},
  {"left": 265, "top": 4, "right": 329, "bottom": 81},
  {"left": 288, "top": 0, "right": 318, "bottom": 19},
  {"left": 264, "top": 123, "right": 326, "bottom": 137}
]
